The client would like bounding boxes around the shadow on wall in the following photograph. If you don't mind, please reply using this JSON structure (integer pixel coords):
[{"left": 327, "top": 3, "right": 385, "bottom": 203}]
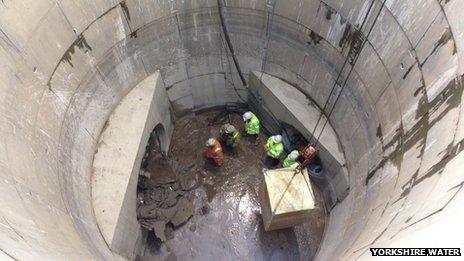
[
  {"left": 142, "top": 123, "right": 169, "bottom": 170},
  {"left": 154, "top": 123, "right": 167, "bottom": 154}
]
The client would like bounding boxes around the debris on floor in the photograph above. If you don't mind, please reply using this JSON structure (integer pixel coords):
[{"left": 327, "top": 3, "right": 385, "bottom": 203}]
[
  {"left": 137, "top": 153, "right": 198, "bottom": 242},
  {"left": 170, "top": 197, "right": 195, "bottom": 227},
  {"left": 137, "top": 110, "right": 326, "bottom": 260}
]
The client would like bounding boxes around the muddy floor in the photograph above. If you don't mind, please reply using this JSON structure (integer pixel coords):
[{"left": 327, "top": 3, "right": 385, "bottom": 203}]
[{"left": 138, "top": 110, "right": 326, "bottom": 261}]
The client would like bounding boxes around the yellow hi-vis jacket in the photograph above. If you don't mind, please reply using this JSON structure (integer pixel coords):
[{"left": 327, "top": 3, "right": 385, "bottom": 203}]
[
  {"left": 265, "top": 137, "right": 284, "bottom": 159},
  {"left": 245, "top": 114, "right": 260, "bottom": 135}
]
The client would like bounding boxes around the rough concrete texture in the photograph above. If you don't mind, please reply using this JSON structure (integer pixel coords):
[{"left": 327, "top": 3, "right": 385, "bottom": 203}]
[
  {"left": 92, "top": 72, "right": 172, "bottom": 258},
  {"left": 0, "top": 0, "right": 464, "bottom": 260}
]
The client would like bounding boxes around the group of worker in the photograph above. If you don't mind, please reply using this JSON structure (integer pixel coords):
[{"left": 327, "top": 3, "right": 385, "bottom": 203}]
[{"left": 205, "top": 111, "right": 303, "bottom": 170}]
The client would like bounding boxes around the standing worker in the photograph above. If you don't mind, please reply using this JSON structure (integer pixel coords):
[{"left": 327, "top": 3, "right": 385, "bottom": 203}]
[
  {"left": 205, "top": 138, "right": 224, "bottom": 167},
  {"left": 264, "top": 135, "right": 284, "bottom": 167},
  {"left": 243, "top": 111, "right": 260, "bottom": 143},
  {"left": 220, "top": 123, "right": 241, "bottom": 152},
  {"left": 283, "top": 150, "right": 300, "bottom": 169}
]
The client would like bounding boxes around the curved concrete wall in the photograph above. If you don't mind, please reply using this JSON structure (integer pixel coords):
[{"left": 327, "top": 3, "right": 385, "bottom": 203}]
[{"left": 0, "top": 0, "right": 463, "bottom": 260}]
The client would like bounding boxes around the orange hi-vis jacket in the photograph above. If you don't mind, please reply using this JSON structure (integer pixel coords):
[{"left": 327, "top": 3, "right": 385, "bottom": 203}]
[{"left": 206, "top": 140, "right": 224, "bottom": 166}]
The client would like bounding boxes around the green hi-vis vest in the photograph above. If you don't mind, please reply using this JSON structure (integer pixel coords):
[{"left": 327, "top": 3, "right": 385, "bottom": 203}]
[
  {"left": 232, "top": 131, "right": 240, "bottom": 143},
  {"left": 228, "top": 131, "right": 241, "bottom": 147},
  {"left": 283, "top": 158, "right": 298, "bottom": 168},
  {"left": 245, "top": 114, "right": 260, "bottom": 135},
  {"left": 266, "top": 137, "right": 284, "bottom": 159}
]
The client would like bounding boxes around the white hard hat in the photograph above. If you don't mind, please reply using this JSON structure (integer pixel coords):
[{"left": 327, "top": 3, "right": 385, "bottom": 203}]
[
  {"left": 225, "top": 124, "right": 236, "bottom": 134},
  {"left": 243, "top": 111, "right": 253, "bottom": 121},
  {"left": 288, "top": 150, "right": 300, "bottom": 160},
  {"left": 206, "top": 138, "right": 216, "bottom": 147},
  {"left": 273, "top": 135, "right": 282, "bottom": 143}
]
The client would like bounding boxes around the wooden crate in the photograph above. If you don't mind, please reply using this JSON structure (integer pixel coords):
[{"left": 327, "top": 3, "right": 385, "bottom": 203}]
[{"left": 260, "top": 168, "right": 316, "bottom": 231}]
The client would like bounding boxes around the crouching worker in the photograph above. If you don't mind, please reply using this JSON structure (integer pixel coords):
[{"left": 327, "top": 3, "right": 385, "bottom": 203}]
[
  {"left": 205, "top": 138, "right": 224, "bottom": 167},
  {"left": 220, "top": 123, "right": 241, "bottom": 152},
  {"left": 264, "top": 135, "right": 284, "bottom": 168},
  {"left": 242, "top": 111, "right": 260, "bottom": 143},
  {"left": 283, "top": 150, "right": 300, "bottom": 169}
]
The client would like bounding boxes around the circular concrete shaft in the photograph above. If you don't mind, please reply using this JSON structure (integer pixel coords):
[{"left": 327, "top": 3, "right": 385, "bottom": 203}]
[{"left": 0, "top": 0, "right": 464, "bottom": 260}]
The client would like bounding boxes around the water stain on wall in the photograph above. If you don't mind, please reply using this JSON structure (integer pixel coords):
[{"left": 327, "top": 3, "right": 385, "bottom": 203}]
[
  {"left": 61, "top": 35, "right": 92, "bottom": 68},
  {"left": 420, "top": 28, "right": 456, "bottom": 67},
  {"left": 308, "top": 30, "right": 323, "bottom": 45},
  {"left": 365, "top": 75, "right": 463, "bottom": 189},
  {"left": 120, "top": 1, "right": 131, "bottom": 22}
]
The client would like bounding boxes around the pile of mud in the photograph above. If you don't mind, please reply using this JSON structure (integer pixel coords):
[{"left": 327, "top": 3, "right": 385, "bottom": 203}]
[{"left": 137, "top": 153, "right": 198, "bottom": 242}]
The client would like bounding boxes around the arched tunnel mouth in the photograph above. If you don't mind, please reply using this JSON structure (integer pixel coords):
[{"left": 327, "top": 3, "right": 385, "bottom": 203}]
[{"left": 136, "top": 108, "right": 327, "bottom": 260}]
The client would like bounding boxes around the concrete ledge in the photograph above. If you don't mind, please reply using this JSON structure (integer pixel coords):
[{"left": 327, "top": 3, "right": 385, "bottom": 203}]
[{"left": 91, "top": 72, "right": 172, "bottom": 258}]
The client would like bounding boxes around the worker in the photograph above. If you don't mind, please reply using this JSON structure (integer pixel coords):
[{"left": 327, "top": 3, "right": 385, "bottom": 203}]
[
  {"left": 220, "top": 123, "right": 241, "bottom": 150},
  {"left": 264, "top": 135, "right": 284, "bottom": 167},
  {"left": 243, "top": 111, "right": 260, "bottom": 142},
  {"left": 297, "top": 144, "right": 319, "bottom": 172},
  {"left": 205, "top": 138, "right": 224, "bottom": 167},
  {"left": 283, "top": 150, "right": 300, "bottom": 169}
]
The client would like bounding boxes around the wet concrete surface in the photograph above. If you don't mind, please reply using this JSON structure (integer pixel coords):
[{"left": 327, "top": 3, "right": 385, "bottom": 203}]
[{"left": 139, "top": 110, "right": 326, "bottom": 261}]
